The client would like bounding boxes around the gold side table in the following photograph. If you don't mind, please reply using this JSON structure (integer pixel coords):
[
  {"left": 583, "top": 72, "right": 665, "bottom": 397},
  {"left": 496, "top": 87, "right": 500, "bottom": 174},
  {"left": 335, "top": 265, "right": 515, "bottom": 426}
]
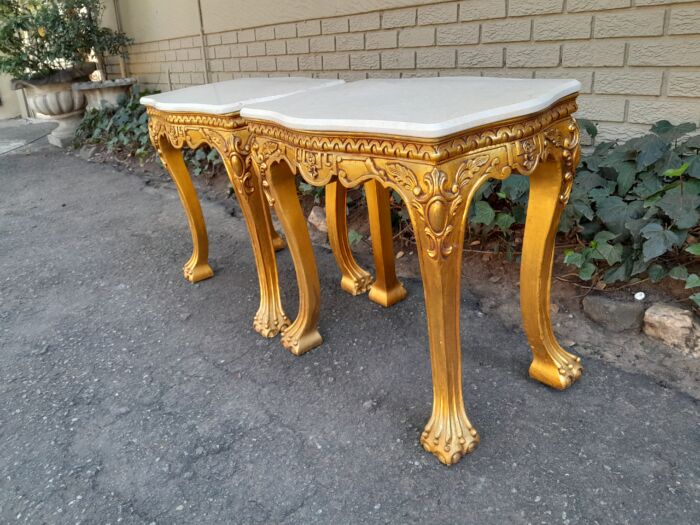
[
  {"left": 243, "top": 78, "right": 585, "bottom": 465},
  {"left": 141, "top": 79, "right": 405, "bottom": 340}
]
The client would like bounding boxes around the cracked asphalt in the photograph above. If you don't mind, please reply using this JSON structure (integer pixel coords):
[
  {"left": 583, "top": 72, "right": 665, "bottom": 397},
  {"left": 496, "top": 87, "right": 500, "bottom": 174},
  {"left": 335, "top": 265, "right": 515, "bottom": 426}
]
[{"left": 1, "top": 120, "right": 699, "bottom": 524}]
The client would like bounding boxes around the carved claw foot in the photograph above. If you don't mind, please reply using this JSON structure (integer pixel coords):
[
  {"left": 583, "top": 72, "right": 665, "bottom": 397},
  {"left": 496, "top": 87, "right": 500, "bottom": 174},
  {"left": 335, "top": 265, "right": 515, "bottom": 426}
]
[
  {"left": 253, "top": 307, "right": 290, "bottom": 338},
  {"left": 529, "top": 345, "right": 583, "bottom": 390},
  {"left": 368, "top": 282, "right": 407, "bottom": 308},
  {"left": 420, "top": 410, "right": 480, "bottom": 466},
  {"left": 280, "top": 324, "right": 323, "bottom": 356},
  {"left": 183, "top": 260, "right": 214, "bottom": 283},
  {"left": 340, "top": 271, "right": 373, "bottom": 296}
]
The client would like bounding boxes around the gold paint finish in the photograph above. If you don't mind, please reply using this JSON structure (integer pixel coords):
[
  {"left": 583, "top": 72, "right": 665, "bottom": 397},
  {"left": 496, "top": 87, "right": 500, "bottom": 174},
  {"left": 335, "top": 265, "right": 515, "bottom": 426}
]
[
  {"left": 365, "top": 180, "right": 407, "bottom": 307},
  {"left": 147, "top": 108, "right": 289, "bottom": 337},
  {"left": 248, "top": 96, "right": 583, "bottom": 465},
  {"left": 146, "top": 107, "right": 401, "bottom": 341},
  {"left": 326, "top": 181, "right": 373, "bottom": 295}
]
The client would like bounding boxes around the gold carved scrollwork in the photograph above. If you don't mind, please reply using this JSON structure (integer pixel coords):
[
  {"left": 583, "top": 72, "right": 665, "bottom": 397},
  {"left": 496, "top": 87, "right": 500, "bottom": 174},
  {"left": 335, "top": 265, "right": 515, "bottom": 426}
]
[
  {"left": 146, "top": 108, "right": 256, "bottom": 196},
  {"left": 246, "top": 96, "right": 577, "bottom": 163},
  {"left": 542, "top": 118, "right": 580, "bottom": 205},
  {"left": 245, "top": 96, "right": 583, "bottom": 465},
  {"left": 360, "top": 155, "right": 499, "bottom": 260}
]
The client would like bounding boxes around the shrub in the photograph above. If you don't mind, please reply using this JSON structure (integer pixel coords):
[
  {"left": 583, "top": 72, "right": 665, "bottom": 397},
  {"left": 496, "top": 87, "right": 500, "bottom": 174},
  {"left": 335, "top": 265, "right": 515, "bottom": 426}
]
[
  {"left": 74, "top": 86, "right": 223, "bottom": 177},
  {"left": 469, "top": 119, "right": 700, "bottom": 305},
  {"left": 0, "top": 0, "right": 131, "bottom": 80}
]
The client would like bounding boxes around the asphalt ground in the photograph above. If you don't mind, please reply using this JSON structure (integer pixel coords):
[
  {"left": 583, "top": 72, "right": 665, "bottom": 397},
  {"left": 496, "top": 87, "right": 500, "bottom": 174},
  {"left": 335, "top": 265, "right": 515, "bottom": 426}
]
[{"left": 1, "top": 120, "right": 698, "bottom": 524}]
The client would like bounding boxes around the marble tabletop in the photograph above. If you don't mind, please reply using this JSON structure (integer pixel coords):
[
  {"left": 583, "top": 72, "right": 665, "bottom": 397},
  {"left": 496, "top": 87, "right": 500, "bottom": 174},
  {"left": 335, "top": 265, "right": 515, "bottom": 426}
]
[
  {"left": 241, "top": 77, "right": 581, "bottom": 139},
  {"left": 140, "top": 77, "right": 344, "bottom": 115}
]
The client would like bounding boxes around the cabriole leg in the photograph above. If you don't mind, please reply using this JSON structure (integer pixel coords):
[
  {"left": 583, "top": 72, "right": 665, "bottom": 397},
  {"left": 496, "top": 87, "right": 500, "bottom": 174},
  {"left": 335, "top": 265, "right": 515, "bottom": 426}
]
[
  {"left": 520, "top": 157, "right": 583, "bottom": 389},
  {"left": 156, "top": 138, "right": 213, "bottom": 283},
  {"left": 406, "top": 183, "right": 479, "bottom": 465},
  {"left": 266, "top": 163, "right": 323, "bottom": 355},
  {"left": 365, "top": 180, "right": 407, "bottom": 307},
  {"left": 326, "top": 181, "right": 373, "bottom": 295},
  {"left": 221, "top": 156, "right": 289, "bottom": 338}
]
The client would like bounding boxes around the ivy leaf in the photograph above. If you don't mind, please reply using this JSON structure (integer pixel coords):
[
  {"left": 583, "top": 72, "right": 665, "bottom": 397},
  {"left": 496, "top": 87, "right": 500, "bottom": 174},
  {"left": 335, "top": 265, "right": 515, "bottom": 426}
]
[
  {"left": 683, "top": 135, "right": 700, "bottom": 151},
  {"left": 633, "top": 171, "right": 664, "bottom": 198},
  {"left": 512, "top": 204, "right": 527, "bottom": 224},
  {"left": 614, "top": 161, "right": 637, "bottom": 195},
  {"left": 572, "top": 200, "right": 595, "bottom": 221},
  {"left": 592, "top": 231, "right": 622, "bottom": 265},
  {"left": 603, "top": 259, "right": 632, "bottom": 283},
  {"left": 575, "top": 171, "right": 607, "bottom": 192},
  {"left": 472, "top": 201, "right": 495, "bottom": 225},
  {"left": 597, "top": 197, "right": 644, "bottom": 235},
  {"left": 631, "top": 255, "right": 651, "bottom": 276},
  {"left": 564, "top": 249, "right": 585, "bottom": 268},
  {"left": 685, "top": 244, "right": 700, "bottom": 256},
  {"left": 495, "top": 212, "right": 515, "bottom": 231},
  {"left": 657, "top": 150, "right": 683, "bottom": 176},
  {"left": 348, "top": 229, "right": 363, "bottom": 246},
  {"left": 499, "top": 175, "right": 529, "bottom": 201},
  {"left": 579, "top": 262, "right": 597, "bottom": 281},
  {"left": 641, "top": 223, "right": 681, "bottom": 261},
  {"left": 663, "top": 162, "right": 689, "bottom": 178},
  {"left": 650, "top": 120, "right": 697, "bottom": 142},
  {"left": 685, "top": 274, "right": 700, "bottom": 289},
  {"left": 621, "top": 134, "right": 668, "bottom": 170},
  {"left": 625, "top": 217, "right": 651, "bottom": 244},
  {"left": 593, "top": 140, "right": 617, "bottom": 157},
  {"left": 669, "top": 265, "right": 689, "bottom": 280},
  {"left": 648, "top": 263, "right": 667, "bottom": 283},
  {"left": 577, "top": 118, "right": 598, "bottom": 139},
  {"left": 686, "top": 156, "right": 700, "bottom": 179},
  {"left": 589, "top": 186, "right": 613, "bottom": 204},
  {"left": 655, "top": 186, "right": 700, "bottom": 229},
  {"left": 690, "top": 293, "right": 700, "bottom": 308}
]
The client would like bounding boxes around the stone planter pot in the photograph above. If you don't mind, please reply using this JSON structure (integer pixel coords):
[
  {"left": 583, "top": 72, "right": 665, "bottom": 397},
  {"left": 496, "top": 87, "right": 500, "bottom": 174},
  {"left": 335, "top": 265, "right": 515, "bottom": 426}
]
[
  {"left": 12, "top": 63, "right": 95, "bottom": 148},
  {"left": 21, "top": 82, "right": 86, "bottom": 147},
  {"left": 73, "top": 77, "right": 137, "bottom": 110}
]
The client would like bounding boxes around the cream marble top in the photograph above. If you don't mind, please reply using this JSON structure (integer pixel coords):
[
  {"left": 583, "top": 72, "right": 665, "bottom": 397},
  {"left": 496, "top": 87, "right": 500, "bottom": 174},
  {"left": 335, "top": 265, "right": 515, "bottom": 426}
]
[
  {"left": 140, "top": 78, "right": 344, "bottom": 115},
  {"left": 241, "top": 77, "right": 581, "bottom": 139}
]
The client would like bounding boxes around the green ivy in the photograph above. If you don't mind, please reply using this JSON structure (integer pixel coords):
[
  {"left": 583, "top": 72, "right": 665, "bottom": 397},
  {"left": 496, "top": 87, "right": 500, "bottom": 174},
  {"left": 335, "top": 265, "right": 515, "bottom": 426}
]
[
  {"left": 469, "top": 119, "right": 700, "bottom": 305},
  {"left": 74, "top": 86, "right": 222, "bottom": 177}
]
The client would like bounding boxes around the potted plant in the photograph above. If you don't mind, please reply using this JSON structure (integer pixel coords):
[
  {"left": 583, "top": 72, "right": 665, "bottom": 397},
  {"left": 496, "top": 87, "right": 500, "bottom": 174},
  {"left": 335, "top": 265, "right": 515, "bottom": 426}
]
[
  {"left": 72, "top": 0, "right": 137, "bottom": 112},
  {"left": 0, "top": 0, "right": 133, "bottom": 147}
]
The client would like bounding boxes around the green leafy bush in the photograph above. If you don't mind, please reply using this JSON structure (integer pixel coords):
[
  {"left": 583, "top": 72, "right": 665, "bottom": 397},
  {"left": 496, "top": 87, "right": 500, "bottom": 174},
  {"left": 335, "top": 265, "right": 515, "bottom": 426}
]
[
  {"left": 469, "top": 119, "right": 700, "bottom": 305},
  {"left": 74, "top": 86, "right": 222, "bottom": 176},
  {"left": 0, "top": 0, "right": 131, "bottom": 80}
]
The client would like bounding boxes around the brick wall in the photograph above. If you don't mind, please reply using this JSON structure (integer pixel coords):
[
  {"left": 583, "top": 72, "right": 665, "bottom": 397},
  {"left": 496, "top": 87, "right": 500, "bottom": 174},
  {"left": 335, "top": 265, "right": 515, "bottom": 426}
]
[{"left": 111, "top": 0, "right": 700, "bottom": 141}]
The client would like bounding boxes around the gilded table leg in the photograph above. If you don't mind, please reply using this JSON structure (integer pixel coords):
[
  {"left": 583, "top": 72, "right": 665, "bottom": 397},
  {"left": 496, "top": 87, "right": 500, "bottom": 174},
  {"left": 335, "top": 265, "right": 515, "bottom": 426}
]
[
  {"left": 520, "top": 157, "right": 583, "bottom": 389},
  {"left": 365, "top": 180, "right": 407, "bottom": 307},
  {"left": 408, "top": 193, "right": 479, "bottom": 465},
  {"left": 326, "top": 181, "right": 373, "bottom": 295},
  {"left": 221, "top": 156, "right": 289, "bottom": 338},
  {"left": 266, "top": 163, "right": 322, "bottom": 355},
  {"left": 156, "top": 137, "right": 213, "bottom": 283}
]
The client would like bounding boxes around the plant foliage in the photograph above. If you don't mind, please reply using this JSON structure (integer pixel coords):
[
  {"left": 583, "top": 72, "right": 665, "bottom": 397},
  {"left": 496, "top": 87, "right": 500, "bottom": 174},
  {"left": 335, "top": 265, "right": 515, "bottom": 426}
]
[
  {"left": 74, "top": 86, "right": 222, "bottom": 176},
  {"left": 466, "top": 119, "right": 700, "bottom": 304},
  {"left": 0, "top": 0, "right": 132, "bottom": 80}
]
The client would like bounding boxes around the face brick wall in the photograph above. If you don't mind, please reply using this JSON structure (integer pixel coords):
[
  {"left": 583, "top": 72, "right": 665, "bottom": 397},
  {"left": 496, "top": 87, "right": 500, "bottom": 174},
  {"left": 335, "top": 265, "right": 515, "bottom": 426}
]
[{"left": 108, "top": 0, "right": 700, "bottom": 141}]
